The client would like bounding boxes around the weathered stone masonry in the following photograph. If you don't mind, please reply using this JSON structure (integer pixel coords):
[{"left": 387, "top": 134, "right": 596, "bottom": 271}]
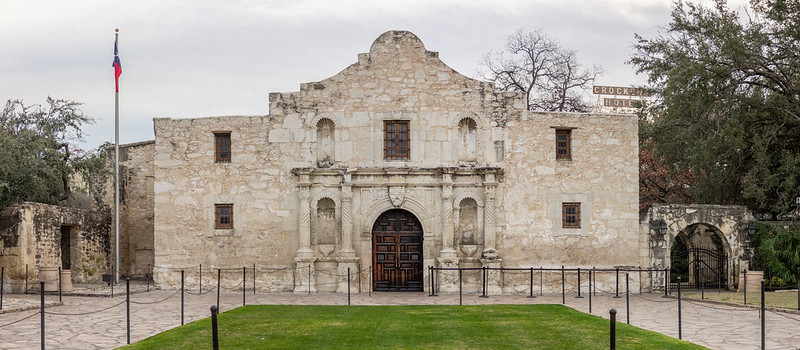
[{"left": 146, "top": 30, "right": 640, "bottom": 293}]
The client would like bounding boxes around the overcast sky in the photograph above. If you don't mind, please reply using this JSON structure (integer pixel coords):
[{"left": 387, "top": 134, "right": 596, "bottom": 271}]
[{"left": 0, "top": 0, "right": 746, "bottom": 150}]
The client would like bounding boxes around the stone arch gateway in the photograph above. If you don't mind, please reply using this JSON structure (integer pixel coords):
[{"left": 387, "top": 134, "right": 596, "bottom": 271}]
[{"left": 642, "top": 204, "right": 755, "bottom": 290}]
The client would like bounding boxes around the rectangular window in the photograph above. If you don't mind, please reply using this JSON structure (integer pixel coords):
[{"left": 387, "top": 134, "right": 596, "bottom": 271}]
[
  {"left": 556, "top": 129, "right": 571, "bottom": 160},
  {"left": 384, "top": 120, "right": 410, "bottom": 160},
  {"left": 215, "top": 132, "right": 231, "bottom": 163},
  {"left": 562, "top": 202, "right": 581, "bottom": 229},
  {"left": 215, "top": 204, "right": 233, "bottom": 229}
]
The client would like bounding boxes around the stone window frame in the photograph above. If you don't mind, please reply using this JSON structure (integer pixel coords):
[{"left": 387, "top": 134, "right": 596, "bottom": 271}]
[
  {"left": 384, "top": 120, "right": 410, "bottom": 160},
  {"left": 555, "top": 128, "right": 572, "bottom": 161},
  {"left": 214, "top": 132, "right": 232, "bottom": 163},
  {"left": 214, "top": 203, "right": 234, "bottom": 229},
  {"left": 562, "top": 202, "right": 581, "bottom": 229}
]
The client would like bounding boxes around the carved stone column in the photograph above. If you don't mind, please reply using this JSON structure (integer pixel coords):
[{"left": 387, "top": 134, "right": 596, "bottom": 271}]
[
  {"left": 340, "top": 169, "right": 355, "bottom": 256},
  {"left": 482, "top": 171, "right": 499, "bottom": 258},
  {"left": 440, "top": 169, "right": 457, "bottom": 258},
  {"left": 293, "top": 169, "right": 316, "bottom": 294},
  {"left": 437, "top": 168, "right": 459, "bottom": 292},
  {"left": 296, "top": 171, "right": 313, "bottom": 258}
]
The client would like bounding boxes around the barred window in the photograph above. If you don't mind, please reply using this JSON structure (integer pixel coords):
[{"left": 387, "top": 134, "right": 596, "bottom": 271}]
[
  {"left": 562, "top": 202, "right": 581, "bottom": 229},
  {"left": 215, "top": 204, "right": 233, "bottom": 229},
  {"left": 384, "top": 120, "right": 410, "bottom": 160},
  {"left": 215, "top": 132, "right": 231, "bottom": 163},
  {"left": 556, "top": 129, "right": 571, "bottom": 160}
]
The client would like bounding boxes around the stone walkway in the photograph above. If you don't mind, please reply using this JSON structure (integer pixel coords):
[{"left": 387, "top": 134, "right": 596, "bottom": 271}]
[{"left": 1, "top": 290, "right": 799, "bottom": 349}]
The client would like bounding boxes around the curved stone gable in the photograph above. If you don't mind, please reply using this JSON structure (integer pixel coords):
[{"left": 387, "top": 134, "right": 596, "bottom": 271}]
[{"left": 269, "top": 30, "right": 511, "bottom": 115}]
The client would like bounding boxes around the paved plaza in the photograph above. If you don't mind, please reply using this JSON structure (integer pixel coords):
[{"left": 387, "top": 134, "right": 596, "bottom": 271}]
[{"left": 1, "top": 288, "right": 799, "bottom": 349}]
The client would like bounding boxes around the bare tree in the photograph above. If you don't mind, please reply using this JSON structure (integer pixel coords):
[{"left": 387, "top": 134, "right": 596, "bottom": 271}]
[{"left": 479, "top": 29, "right": 602, "bottom": 112}]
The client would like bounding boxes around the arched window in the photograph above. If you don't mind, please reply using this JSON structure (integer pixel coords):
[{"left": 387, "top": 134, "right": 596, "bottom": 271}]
[
  {"left": 316, "top": 118, "right": 335, "bottom": 167},
  {"left": 457, "top": 118, "right": 477, "bottom": 162}
]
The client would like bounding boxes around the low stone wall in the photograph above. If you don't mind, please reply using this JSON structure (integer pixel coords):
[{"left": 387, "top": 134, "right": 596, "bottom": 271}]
[{"left": 0, "top": 202, "right": 110, "bottom": 292}]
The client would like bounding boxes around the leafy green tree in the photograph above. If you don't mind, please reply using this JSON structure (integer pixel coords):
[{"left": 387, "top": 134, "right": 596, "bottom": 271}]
[
  {"left": 0, "top": 97, "right": 104, "bottom": 208},
  {"left": 629, "top": 0, "right": 800, "bottom": 217}
]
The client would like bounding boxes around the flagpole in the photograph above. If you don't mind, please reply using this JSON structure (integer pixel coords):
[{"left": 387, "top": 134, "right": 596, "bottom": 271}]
[{"left": 114, "top": 28, "right": 120, "bottom": 285}]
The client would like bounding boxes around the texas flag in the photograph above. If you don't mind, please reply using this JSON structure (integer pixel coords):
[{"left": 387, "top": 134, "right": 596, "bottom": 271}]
[{"left": 113, "top": 36, "right": 122, "bottom": 92}]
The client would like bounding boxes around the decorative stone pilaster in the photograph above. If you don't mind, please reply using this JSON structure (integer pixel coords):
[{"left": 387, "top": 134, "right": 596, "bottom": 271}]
[
  {"left": 440, "top": 169, "right": 457, "bottom": 258},
  {"left": 480, "top": 257, "right": 503, "bottom": 294},
  {"left": 482, "top": 171, "right": 499, "bottom": 258},
  {"left": 296, "top": 169, "right": 313, "bottom": 258},
  {"left": 293, "top": 257, "right": 317, "bottom": 294},
  {"left": 340, "top": 169, "right": 355, "bottom": 256},
  {"left": 336, "top": 257, "right": 360, "bottom": 293}
]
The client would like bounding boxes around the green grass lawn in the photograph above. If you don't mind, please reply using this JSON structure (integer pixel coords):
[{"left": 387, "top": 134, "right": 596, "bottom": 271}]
[
  {"left": 120, "top": 304, "right": 705, "bottom": 349},
  {"left": 683, "top": 290, "right": 799, "bottom": 310}
]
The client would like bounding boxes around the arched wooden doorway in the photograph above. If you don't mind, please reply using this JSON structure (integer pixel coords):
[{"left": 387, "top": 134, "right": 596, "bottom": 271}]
[{"left": 372, "top": 209, "right": 423, "bottom": 291}]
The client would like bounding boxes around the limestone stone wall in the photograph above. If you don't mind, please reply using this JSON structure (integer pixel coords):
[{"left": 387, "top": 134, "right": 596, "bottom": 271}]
[
  {"left": 106, "top": 141, "right": 156, "bottom": 279},
  {"left": 151, "top": 30, "right": 641, "bottom": 293},
  {"left": 0, "top": 202, "right": 110, "bottom": 291},
  {"left": 153, "top": 116, "right": 299, "bottom": 290},
  {"left": 499, "top": 112, "right": 640, "bottom": 292}
]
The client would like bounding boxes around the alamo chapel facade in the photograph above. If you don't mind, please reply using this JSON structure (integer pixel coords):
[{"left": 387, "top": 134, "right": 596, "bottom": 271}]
[{"left": 112, "top": 30, "right": 641, "bottom": 294}]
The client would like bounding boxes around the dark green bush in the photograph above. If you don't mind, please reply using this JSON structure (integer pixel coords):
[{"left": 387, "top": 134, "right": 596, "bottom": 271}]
[{"left": 750, "top": 222, "right": 800, "bottom": 289}]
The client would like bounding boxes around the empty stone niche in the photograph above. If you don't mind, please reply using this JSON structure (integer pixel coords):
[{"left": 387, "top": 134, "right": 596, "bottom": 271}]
[
  {"left": 457, "top": 117, "right": 477, "bottom": 162},
  {"left": 457, "top": 198, "right": 483, "bottom": 257},
  {"left": 313, "top": 197, "right": 339, "bottom": 249}
]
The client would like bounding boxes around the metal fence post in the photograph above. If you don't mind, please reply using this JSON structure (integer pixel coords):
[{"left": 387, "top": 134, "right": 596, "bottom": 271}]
[
  {"left": 253, "top": 264, "right": 256, "bottom": 294},
  {"left": 181, "top": 270, "right": 185, "bottom": 325},
  {"left": 242, "top": 266, "right": 246, "bottom": 306},
  {"left": 796, "top": 267, "right": 799, "bottom": 311},
  {"left": 663, "top": 268, "right": 669, "bottom": 298},
  {"left": 40, "top": 280, "right": 44, "bottom": 350},
  {"left": 677, "top": 276, "right": 682, "bottom": 340},
  {"left": 609, "top": 309, "right": 617, "bottom": 350},
  {"left": 480, "top": 266, "right": 488, "bottom": 298},
  {"left": 588, "top": 270, "right": 592, "bottom": 313},
  {"left": 199, "top": 264, "right": 202, "bottom": 294},
  {"left": 0, "top": 266, "right": 4, "bottom": 310},
  {"left": 561, "top": 266, "right": 565, "bottom": 304},
  {"left": 528, "top": 267, "right": 535, "bottom": 298},
  {"left": 347, "top": 267, "right": 351, "bottom": 306},
  {"left": 626, "top": 273, "right": 630, "bottom": 324},
  {"left": 459, "top": 268, "right": 463, "bottom": 306},
  {"left": 761, "top": 279, "right": 765, "bottom": 350},
  {"left": 428, "top": 266, "right": 432, "bottom": 297},
  {"left": 576, "top": 268, "right": 583, "bottom": 298},
  {"left": 216, "top": 269, "right": 221, "bottom": 311},
  {"left": 126, "top": 278, "right": 130, "bottom": 344},
  {"left": 58, "top": 266, "right": 62, "bottom": 302},
  {"left": 210, "top": 305, "right": 220, "bottom": 350},
  {"left": 25, "top": 264, "right": 28, "bottom": 294},
  {"left": 614, "top": 267, "right": 621, "bottom": 298}
]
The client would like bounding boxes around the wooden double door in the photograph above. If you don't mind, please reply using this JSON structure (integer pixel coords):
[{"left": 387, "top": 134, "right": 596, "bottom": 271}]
[{"left": 372, "top": 209, "right": 423, "bottom": 291}]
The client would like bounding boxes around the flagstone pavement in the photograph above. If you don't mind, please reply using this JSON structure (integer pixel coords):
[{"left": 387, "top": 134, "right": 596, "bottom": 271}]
[{"left": 1, "top": 289, "right": 799, "bottom": 349}]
